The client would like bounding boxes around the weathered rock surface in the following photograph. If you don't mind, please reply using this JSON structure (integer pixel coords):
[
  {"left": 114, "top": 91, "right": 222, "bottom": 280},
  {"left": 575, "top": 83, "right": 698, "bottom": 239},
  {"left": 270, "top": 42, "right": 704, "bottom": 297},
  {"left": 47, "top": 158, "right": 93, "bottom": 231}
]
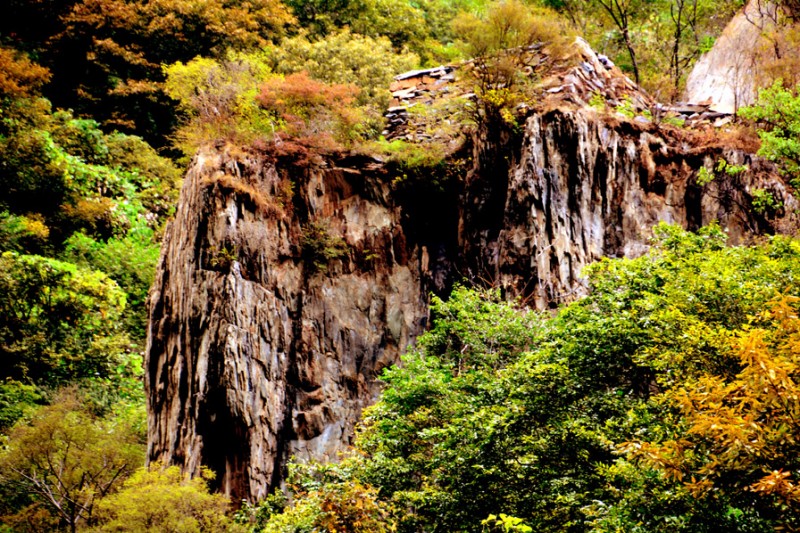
[
  {"left": 147, "top": 94, "right": 797, "bottom": 502},
  {"left": 684, "top": 0, "right": 776, "bottom": 113},
  {"left": 461, "top": 108, "right": 796, "bottom": 309},
  {"left": 146, "top": 151, "right": 429, "bottom": 501}
]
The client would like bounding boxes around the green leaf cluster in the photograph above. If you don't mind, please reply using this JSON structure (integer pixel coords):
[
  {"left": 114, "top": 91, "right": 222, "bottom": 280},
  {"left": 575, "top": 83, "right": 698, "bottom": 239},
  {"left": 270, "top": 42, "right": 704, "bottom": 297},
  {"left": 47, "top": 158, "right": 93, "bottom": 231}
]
[
  {"left": 0, "top": 49, "right": 176, "bottom": 438},
  {"left": 740, "top": 81, "right": 800, "bottom": 188},
  {"left": 265, "top": 224, "right": 800, "bottom": 532},
  {"left": 0, "top": 252, "right": 127, "bottom": 388}
]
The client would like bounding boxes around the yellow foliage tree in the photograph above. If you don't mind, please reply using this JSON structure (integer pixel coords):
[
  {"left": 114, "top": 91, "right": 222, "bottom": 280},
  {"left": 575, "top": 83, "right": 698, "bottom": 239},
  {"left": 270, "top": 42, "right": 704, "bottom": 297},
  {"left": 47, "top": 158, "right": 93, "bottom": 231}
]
[
  {"left": 90, "top": 465, "right": 235, "bottom": 532},
  {"left": 0, "top": 47, "right": 51, "bottom": 100},
  {"left": 50, "top": 0, "right": 294, "bottom": 139},
  {"left": 624, "top": 295, "right": 800, "bottom": 522},
  {"left": 0, "top": 389, "right": 144, "bottom": 533}
]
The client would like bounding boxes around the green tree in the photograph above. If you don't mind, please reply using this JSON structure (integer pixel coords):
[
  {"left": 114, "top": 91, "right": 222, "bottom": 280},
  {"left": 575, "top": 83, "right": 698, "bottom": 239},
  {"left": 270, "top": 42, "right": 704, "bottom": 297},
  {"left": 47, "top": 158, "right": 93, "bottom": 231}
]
[
  {"left": 0, "top": 252, "right": 127, "bottom": 386},
  {"left": 739, "top": 80, "right": 800, "bottom": 187},
  {"left": 297, "top": 225, "right": 800, "bottom": 532},
  {"left": 0, "top": 94, "right": 179, "bottom": 246},
  {"left": 285, "top": 0, "right": 427, "bottom": 49},
  {"left": 356, "top": 286, "right": 556, "bottom": 531},
  {"left": 0, "top": 389, "right": 145, "bottom": 533},
  {"left": 63, "top": 230, "right": 160, "bottom": 340}
]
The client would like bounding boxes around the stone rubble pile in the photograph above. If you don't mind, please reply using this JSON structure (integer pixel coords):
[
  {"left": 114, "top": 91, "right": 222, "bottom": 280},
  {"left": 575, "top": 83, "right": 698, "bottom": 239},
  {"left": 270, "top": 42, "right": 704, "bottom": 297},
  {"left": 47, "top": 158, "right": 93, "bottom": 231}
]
[
  {"left": 538, "top": 40, "right": 735, "bottom": 126},
  {"left": 655, "top": 102, "right": 734, "bottom": 127},
  {"left": 388, "top": 66, "right": 456, "bottom": 107},
  {"left": 539, "top": 38, "right": 652, "bottom": 110},
  {"left": 381, "top": 38, "right": 735, "bottom": 141},
  {"left": 382, "top": 66, "right": 460, "bottom": 141}
]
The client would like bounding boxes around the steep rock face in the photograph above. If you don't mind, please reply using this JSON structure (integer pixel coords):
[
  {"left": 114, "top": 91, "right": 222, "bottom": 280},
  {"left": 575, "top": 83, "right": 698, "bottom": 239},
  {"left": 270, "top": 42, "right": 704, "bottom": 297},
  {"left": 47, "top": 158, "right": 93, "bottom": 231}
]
[
  {"left": 146, "top": 150, "right": 429, "bottom": 501},
  {"left": 147, "top": 108, "right": 796, "bottom": 501},
  {"left": 460, "top": 109, "right": 793, "bottom": 309},
  {"left": 684, "top": 0, "right": 775, "bottom": 112}
]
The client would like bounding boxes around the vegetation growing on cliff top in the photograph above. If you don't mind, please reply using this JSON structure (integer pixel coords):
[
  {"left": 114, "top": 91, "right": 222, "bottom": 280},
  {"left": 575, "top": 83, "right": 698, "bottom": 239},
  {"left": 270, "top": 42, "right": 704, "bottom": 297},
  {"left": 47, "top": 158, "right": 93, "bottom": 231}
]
[{"left": 257, "top": 224, "right": 800, "bottom": 532}]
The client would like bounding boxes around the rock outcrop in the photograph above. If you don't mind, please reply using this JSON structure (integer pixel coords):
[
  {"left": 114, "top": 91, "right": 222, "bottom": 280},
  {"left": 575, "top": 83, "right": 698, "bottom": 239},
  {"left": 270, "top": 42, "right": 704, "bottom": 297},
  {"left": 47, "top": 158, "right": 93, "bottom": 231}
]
[
  {"left": 146, "top": 151, "right": 430, "bottom": 501},
  {"left": 461, "top": 108, "right": 795, "bottom": 310},
  {"left": 684, "top": 0, "right": 777, "bottom": 113},
  {"left": 146, "top": 44, "right": 798, "bottom": 502}
]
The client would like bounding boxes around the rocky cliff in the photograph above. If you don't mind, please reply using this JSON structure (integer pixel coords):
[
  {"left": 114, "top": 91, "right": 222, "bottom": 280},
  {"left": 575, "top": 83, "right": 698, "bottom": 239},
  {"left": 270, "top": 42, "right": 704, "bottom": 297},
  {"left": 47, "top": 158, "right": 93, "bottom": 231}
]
[
  {"left": 146, "top": 149, "right": 431, "bottom": 501},
  {"left": 684, "top": 0, "right": 775, "bottom": 113},
  {"left": 146, "top": 48, "right": 798, "bottom": 502}
]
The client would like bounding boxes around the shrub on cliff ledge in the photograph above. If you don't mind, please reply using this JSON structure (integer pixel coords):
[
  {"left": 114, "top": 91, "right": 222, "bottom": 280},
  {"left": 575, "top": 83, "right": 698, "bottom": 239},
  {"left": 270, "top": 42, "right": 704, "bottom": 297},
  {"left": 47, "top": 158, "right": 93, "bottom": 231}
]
[
  {"left": 164, "top": 52, "right": 275, "bottom": 154},
  {"left": 166, "top": 49, "right": 390, "bottom": 153},
  {"left": 740, "top": 80, "right": 800, "bottom": 189},
  {"left": 453, "top": 0, "right": 570, "bottom": 92},
  {"left": 300, "top": 221, "right": 349, "bottom": 273},
  {"left": 257, "top": 72, "right": 364, "bottom": 148},
  {"left": 452, "top": 0, "right": 572, "bottom": 125},
  {"left": 267, "top": 30, "right": 419, "bottom": 109}
]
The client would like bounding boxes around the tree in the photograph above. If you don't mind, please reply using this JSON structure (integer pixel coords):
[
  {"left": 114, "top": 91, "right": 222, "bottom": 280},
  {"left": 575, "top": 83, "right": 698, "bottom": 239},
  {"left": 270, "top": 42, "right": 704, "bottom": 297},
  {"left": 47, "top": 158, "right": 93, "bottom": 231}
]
[
  {"left": 63, "top": 230, "right": 161, "bottom": 340},
  {"left": 283, "top": 225, "right": 800, "bottom": 532},
  {"left": 2, "top": 0, "right": 294, "bottom": 146},
  {"left": 739, "top": 81, "right": 800, "bottom": 187},
  {"left": 588, "top": 0, "right": 650, "bottom": 84},
  {"left": 667, "top": 0, "right": 704, "bottom": 92},
  {"left": 0, "top": 252, "right": 127, "bottom": 386},
  {"left": 0, "top": 47, "right": 51, "bottom": 100},
  {"left": 0, "top": 389, "right": 145, "bottom": 532},
  {"left": 284, "top": 0, "right": 428, "bottom": 50},
  {"left": 91, "top": 465, "right": 234, "bottom": 532},
  {"left": 453, "top": 0, "right": 569, "bottom": 92},
  {"left": 0, "top": 96, "right": 180, "bottom": 244},
  {"left": 451, "top": 0, "right": 571, "bottom": 126},
  {"left": 557, "top": 0, "right": 737, "bottom": 97},
  {"left": 260, "top": 462, "right": 395, "bottom": 533},
  {"left": 620, "top": 295, "right": 800, "bottom": 530}
]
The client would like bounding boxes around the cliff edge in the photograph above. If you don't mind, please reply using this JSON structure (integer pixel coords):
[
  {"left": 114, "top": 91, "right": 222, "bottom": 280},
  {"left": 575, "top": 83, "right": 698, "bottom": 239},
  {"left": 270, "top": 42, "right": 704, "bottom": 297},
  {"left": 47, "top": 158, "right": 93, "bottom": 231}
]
[{"left": 146, "top": 41, "right": 798, "bottom": 501}]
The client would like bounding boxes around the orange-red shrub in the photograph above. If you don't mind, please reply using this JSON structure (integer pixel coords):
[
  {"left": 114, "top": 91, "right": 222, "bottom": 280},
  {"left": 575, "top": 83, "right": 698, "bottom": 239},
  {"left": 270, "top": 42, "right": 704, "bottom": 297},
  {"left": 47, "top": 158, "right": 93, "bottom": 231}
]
[{"left": 256, "top": 72, "right": 363, "bottom": 148}]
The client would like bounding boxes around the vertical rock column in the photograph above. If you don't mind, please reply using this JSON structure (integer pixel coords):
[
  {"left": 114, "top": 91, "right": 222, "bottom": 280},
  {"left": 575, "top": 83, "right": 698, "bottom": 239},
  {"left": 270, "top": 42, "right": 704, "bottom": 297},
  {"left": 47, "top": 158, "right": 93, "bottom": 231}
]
[{"left": 146, "top": 149, "right": 428, "bottom": 501}]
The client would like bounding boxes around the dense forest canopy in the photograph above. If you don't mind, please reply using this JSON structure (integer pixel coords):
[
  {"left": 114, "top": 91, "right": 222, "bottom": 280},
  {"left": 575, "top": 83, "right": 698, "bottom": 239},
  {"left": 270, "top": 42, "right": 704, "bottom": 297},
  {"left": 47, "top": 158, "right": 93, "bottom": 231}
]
[{"left": 1, "top": 0, "right": 800, "bottom": 530}]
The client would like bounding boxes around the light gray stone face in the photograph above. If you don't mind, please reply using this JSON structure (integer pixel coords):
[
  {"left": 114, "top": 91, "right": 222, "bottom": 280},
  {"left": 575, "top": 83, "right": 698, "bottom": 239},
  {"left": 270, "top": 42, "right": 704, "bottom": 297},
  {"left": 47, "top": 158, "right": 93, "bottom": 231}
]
[
  {"left": 146, "top": 108, "right": 795, "bottom": 501},
  {"left": 684, "top": 0, "right": 777, "bottom": 113}
]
